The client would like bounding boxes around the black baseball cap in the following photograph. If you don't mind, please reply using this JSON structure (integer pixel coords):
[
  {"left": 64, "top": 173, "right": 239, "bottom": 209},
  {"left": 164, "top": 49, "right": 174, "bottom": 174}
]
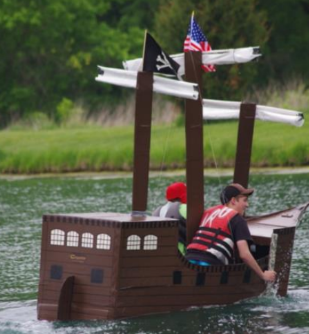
[{"left": 220, "top": 183, "right": 254, "bottom": 204}]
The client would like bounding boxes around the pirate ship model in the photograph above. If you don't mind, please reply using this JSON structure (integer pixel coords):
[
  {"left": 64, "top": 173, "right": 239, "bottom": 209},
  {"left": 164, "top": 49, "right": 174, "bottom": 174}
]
[{"left": 37, "top": 26, "right": 308, "bottom": 320}]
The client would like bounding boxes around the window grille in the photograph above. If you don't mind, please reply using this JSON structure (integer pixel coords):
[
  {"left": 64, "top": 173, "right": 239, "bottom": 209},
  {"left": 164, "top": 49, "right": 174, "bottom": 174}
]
[
  {"left": 143, "top": 235, "right": 158, "bottom": 250},
  {"left": 50, "top": 229, "right": 65, "bottom": 246},
  {"left": 81, "top": 233, "right": 94, "bottom": 248},
  {"left": 97, "top": 234, "right": 111, "bottom": 250},
  {"left": 126, "top": 235, "right": 141, "bottom": 250},
  {"left": 67, "top": 231, "right": 79, "bottom": 247}
]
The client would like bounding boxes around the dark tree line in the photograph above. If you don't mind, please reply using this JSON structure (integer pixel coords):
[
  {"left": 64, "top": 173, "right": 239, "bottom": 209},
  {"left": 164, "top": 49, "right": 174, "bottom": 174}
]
[{"left": 0, "top": 0, "right": 308, "bottom": 127}]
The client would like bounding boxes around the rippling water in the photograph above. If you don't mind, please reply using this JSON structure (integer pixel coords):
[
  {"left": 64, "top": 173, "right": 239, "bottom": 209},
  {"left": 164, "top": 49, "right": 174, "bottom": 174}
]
[{"left": 0, "top": 173, "right": 308, "bottom": 334}]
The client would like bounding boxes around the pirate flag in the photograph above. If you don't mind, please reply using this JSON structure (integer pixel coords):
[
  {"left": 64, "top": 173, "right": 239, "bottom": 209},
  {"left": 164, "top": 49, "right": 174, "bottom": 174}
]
[{"left": 143, "top": 32, "right": 180, "bottom": 78}]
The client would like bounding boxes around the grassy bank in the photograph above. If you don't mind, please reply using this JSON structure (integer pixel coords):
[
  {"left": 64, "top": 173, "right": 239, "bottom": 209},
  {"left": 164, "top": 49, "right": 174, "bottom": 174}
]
[{"left": 0, "top": 120, "right": 308, "bottom": 174}]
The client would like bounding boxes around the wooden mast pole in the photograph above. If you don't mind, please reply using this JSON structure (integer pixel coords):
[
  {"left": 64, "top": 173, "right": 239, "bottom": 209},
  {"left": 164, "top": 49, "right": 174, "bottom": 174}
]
[
  {"left": 131, "top": 71, "right": 153, "bottom": 214},
  {"left": 233, "top": 102, "right": 256, "bottom": 188},
  {"left": 184, "top": 51, "right": 204, "bottom": 243},
  {"left": 131, "top": 31, "right": 154, "bottom": 214}
]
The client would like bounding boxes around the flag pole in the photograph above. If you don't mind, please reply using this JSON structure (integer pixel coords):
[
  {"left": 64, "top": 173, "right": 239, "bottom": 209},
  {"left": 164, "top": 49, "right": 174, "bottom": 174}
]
[
  {"left": 189, "top": 11, "right": 194, "bottom": 49},
  {"left": 141, "top": 30, "right": 148, "bottom": 70}
]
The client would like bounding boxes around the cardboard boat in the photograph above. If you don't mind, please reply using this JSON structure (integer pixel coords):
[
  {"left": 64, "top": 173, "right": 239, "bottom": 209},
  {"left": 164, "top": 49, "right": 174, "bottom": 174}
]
[
  {"left": 37, "top": 40, "right": 308, "bottom": 320},
  {"left": 37, "top": 202, "right": 308, "bottom": 320}
]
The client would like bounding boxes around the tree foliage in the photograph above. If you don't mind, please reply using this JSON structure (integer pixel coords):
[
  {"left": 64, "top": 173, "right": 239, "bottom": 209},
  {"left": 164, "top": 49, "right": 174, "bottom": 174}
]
[
  {"left": 0, "top": 0, "right": 159, "bottom": 125},
  {"left": 256, "top": 0, "right": 309, "bottom": 85},
  {"left": 0, "top": 0, "right": 309, "bottom": 127},
  {"left": 154, "top": 0, "right": 269, "bottom": 100}
]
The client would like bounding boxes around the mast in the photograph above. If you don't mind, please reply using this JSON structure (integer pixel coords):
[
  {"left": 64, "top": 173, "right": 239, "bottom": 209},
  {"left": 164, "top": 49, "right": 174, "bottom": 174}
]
[
  {"left": 184, "top": 51, "right": 205, "bottom": 243},
  {"left": 132, "top": 71, "right": 154, "bottom": 213},
  {"left": 233, "top": 102, "right": 256, "bottom": 188}
]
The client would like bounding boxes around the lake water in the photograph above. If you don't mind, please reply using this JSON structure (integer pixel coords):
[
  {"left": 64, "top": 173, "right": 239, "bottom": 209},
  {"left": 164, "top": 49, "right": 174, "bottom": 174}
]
[{"left": 0, "top": 173, "right": 309, "bottom": 334}]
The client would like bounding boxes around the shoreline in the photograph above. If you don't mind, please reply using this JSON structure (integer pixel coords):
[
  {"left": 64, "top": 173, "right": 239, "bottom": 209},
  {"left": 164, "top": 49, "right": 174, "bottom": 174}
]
[{"left": 1, "top": 166, "right": 309, "bottom": 181}]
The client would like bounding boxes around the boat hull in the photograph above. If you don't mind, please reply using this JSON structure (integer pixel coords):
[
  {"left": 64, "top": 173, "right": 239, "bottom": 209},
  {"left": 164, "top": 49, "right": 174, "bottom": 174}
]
[{"left": 37, "top": 203, "right": 308, "bottom": 320}]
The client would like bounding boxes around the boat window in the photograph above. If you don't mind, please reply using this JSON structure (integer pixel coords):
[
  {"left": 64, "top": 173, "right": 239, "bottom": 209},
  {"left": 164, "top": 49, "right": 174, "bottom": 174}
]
[
  {"left": 173, "top": 271, "right": 182, "bottom": 284},
  {"left": 81, "top": 233, "right": 94, "bottom": 248},
  {"left": 67, "top": 231, "right": 79, "bottom": 247},
  {"left": 91, "top": 269, "right": 104, "bottom": 284},
  {"left": 196, "top": 272, "right": 206, "bottom": 286},
  {"left": 97, "top": 234, "right": 111, "bottom": 250},
  {"left": 126, "top": 235, "right": 141, "bottom": 250},
  {"left": 243, "top": 268, "right": 251, "bottom": 284},
  {"left": 220, "top": 271, "right": 229, "bottom": 284},
  {"left": 143, "top": 235, "right": 158, "bottom": 250},
  {"left": 50, "top": 229, "right": 65, "bottom": 246},
  {"left": 50, "top": 265, "right": 63, "bottom": 280}
]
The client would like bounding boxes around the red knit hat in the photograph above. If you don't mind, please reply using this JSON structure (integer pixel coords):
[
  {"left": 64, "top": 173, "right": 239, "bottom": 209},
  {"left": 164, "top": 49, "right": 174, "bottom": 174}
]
[{"left": 166, "top": 182, "right": 187, "bottom": 204}]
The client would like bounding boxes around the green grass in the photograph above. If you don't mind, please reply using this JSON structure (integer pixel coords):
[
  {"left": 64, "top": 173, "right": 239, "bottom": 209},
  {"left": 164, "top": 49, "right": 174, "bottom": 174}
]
[{"left": 0, "top": 119, "right": 308, "bottom": 174}]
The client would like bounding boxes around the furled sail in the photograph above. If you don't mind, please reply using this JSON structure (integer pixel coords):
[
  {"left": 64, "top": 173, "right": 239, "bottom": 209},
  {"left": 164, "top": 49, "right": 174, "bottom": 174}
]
[
  {"left": 95, "top": 66, "right": 199, "bottom": 100},
  {"left": 203, "top": 99, "right": 304, "bottom": 127},
  {"left": 123, "top": 47, "right": 261, "bottom": 76}
]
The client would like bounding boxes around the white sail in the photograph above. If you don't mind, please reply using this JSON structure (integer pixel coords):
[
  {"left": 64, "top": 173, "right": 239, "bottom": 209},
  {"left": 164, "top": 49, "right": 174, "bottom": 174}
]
[
  {"left": 123, "top": 47, "right": 261, "bottom": 76},
  {"left": 202, "top": 99, "right": 304, "bottom": 127},
  {"left": 95, "top": 66, "right": 199, "bottom": 100}
]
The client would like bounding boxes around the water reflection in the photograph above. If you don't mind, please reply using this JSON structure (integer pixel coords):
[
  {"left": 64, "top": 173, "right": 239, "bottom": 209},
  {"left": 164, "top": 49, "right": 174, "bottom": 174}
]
[{"left": 0, "top": 173, "right": 308, "bottom": 333}]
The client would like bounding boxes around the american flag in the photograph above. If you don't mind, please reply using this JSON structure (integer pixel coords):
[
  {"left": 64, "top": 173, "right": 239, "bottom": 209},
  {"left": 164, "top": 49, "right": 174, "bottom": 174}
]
[{"left": 184, "top": 15, "right": 216, "bottom": 72}]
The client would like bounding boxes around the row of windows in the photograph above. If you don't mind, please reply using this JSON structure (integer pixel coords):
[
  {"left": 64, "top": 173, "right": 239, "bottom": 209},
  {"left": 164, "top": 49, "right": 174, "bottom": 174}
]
[
  {"left": 50, "top": 265, "right": 253, "bottom": 286},
  {"left": 50, "top": 265, "right": 104, "bottom": 284},
  {"left": 50, "top": 229, "right": 158, "bottom": 250},
  {"left": 126, "top": 234, "right": 158, "bottom": 250},
  {"left": 50, "top": 229, "right": 111, "bottom": 249},
  {"left": 173, "top": 269, "right": 252, "bottom": 285}
]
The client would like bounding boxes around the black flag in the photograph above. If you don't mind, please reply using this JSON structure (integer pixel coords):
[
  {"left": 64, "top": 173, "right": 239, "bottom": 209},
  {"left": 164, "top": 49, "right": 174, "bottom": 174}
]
[{"left": 143, "top": 32, "right": 180, "bottom": 78}]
